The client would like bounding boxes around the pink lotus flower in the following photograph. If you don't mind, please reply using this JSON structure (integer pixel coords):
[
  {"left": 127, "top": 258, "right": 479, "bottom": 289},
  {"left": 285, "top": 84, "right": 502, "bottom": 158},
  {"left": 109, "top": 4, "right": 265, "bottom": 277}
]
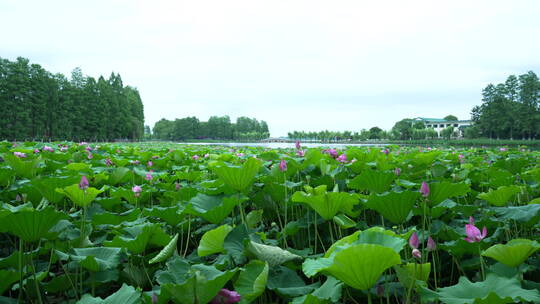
[
  {"left": 279, "top": 159, "right": 287, "bottom": 172},
  {"left": 42, "top": 146, "right": 54, "bottom": 152},
  {"left": 384, "top": 148, "right": 389, "bottom": 155},
  {"left": 394, "top": 168, "right": 401, "bottom": 176},
  {"left": 132, "top": 185, "right": 142, "bottom": 197},
  {"left": 464, "top": 217, "right": 487, "bottom": 243},
  {"left": 409, "top": 232, "right": 419, "bottom": 249},
  {"left": 33, "top": 149, "right": 40, "bottom": 154},
  {"left": 105, "top": 158, "right": 113, "bottom": 166},
  {"left": 87, "top": 153, "right": 93, "bottom": 159},
  {"left": 324, "top": 149, "right": 338, "bottom": 158},
  {"left": 420, "top": 182, "right": 430, "bottom": 197},
  {"left": 79, "top": 176, "right": 89, "bottom": 190},
  {"left": 204, "top": 153, "right": 210, "bottom": 158},
  {"left": 79, "top": 142, "right": 88, "bottom": 146},
  {"left": 210, "top": 289, "right": 241, "bottom": 304},
  {"left": 192, "top": 155, "right": 199, "bottom": 160},
  {"left": 13, "top": 152, "right": 27, "bottom": 158},
  {"left": 147, "top": 161, "right": 153, "bottom": 167},
  {"left": 85, "top": 146, "right": 92, "bottom": 152},
  {"left": 131, "top": 160, "right": 140, "bottom": 165},
  {"left": 427, "top": 236, "right": 436, "bottom": 251},
  {"left": 295, "top": 141, "right": 301, "bottom": 150},
  {"left": 336, "top": 153, "right": 347, "bottom": 163},
  {"left": 175, "top": 182, "right": 181, "bottom": 191},
  {"left": 296, "top": 150, "right": 305, "bottom": 157},
  {"left": 152, "top": 155, "right": 159, "bottom": 159},
  {"left": 145, "top": 172, "right": 153, "bottom": 181},
  {"left": 236, "top": 153, "right": 244, "bottom": 157},
  {"left": 500, "top": 147, "right": 507, "bottom": 152}
]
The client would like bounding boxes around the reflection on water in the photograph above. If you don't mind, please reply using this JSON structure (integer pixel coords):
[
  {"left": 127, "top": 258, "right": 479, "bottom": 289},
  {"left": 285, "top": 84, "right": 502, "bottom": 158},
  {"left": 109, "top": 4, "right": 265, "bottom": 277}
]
[{"left": 179, "top": 142, "right": 388, "bottom": 149}]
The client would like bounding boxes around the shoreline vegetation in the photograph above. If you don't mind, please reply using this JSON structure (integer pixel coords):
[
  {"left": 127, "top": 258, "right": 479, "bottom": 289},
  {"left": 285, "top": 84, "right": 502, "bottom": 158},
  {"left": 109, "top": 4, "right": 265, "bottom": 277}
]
[
  {"left": 152, "top": 138, "right": 540, "bottom": 147},
  {"left": 9, "top": 138, "right": 539, "bottom": 147}
]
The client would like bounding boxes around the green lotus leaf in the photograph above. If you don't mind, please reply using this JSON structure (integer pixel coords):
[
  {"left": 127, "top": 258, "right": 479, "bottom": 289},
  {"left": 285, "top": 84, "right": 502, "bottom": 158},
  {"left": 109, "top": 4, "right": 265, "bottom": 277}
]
[
  {"left": 482, "top": 239, "right": 540, "bottom": 268},
  {"left": 142, "top": 206, "right": 185, "bottom": 226},
  {"left": 291, "top": 276, "right": 342, "bottom": 303},
  {"left": 77, "top": 283, "right": 141, "bottom": 304},
  {"left": 198, "top": 225, "right": 233, "bottom": 257},
  {"left": 291, "top": 294, "right": 327, "bottom": 304},
  {"left": 355, "top": 229, "right": 407, "bottom": 253},
  {"left": 529, "top": 198, "right": 540, "bottom": 204},
  {"left": 428, "top": 181, "right": 470, "bottom": 206},
  {"left": 108, "top": 167, "right": 133, "bottom": 185},
  {"left": 56, "top": 247, "right": 122, "bottom": 272},
  {"left": 211, "top": 157, "right": 262, "bottom": 191},
  {"left": 31, "top": 176, "right": 80, "bottom": 204},
  {"left": 332, "top": 214, "right": 356, "bottom": 228},
  {"left": 56, "top": 184, "right": 104, "bottom": 208},
  {"left": 324, "top": 231, "right": 361, "bottom": 258},
  {"left": 0, "top": 207, "right": 68, "bottom": 242},
  {"left": 104, "top": 223, "right": 171, "bottom": 254},
  {"left": 66, "top": 162, "right": 92, "bottom": 172},
  {"left": 246, "top": 209, "right": 264, "bottom": 228},
  {"left": 234, "top": 260, "right": 269, "bottom": 304},
  {"left": 3, "top": 153, "right": 41, "bottom": 179},
  {"left": 490, "top": 204, "right": 540, "bottom": 223},
  {"left": 186, "top": 193, "right": 247, "bottom": 224},
  {"left": 92, "top": 209, "right": 141, "bottom": 226},
  {"left": 291, "top": 185, "right": 359, "bottom": 220},
  {"left": 324, "top": 244, "right": 401, "bottom": 290},
  {"left": 249, "top": 241, "right": 301, "bottom": 267},
  {"left": 347, "top": 169, "right": 395, "bottom": 193},
  {"left": 434, "top": 274, "right": 540, "bottom": 304},
  {"left": 366, "top": 191, "right": 420, "bottom": 224},
  {"left": 0, "top": 269, "right": 20, "bottom": 294},
  {"left": 478, "top": 185, "right": 521, "bottom": 206},
  {"left": 157, "top": 258, "right": 237, "bottom": 304},
  {"left": 149, "top": 233, "right": 179, "bottom": 264},
  {"left": 394, "top": 262, "right": 431, "bottom": 288},
  {"left": 267, "top": 266, "right": 320, "bottom": 297},
  {"left": 309, "top": 276, "right": 343, "bottom": 302}
]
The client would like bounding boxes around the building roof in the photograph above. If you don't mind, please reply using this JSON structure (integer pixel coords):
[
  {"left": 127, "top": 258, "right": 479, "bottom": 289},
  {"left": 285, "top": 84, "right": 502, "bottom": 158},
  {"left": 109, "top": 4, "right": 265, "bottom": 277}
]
[
  {"left": 415, "top": 117, "right": 471, "bottom": 123},
  {"left": 415, "top": 117, "right": 447, "bottom": 122}
]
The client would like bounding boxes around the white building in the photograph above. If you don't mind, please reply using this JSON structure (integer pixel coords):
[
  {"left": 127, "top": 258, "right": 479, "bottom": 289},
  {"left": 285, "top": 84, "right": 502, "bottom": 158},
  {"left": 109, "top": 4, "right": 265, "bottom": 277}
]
[{"left": 414, "top": 117, "right": 472, "bottom": 138}]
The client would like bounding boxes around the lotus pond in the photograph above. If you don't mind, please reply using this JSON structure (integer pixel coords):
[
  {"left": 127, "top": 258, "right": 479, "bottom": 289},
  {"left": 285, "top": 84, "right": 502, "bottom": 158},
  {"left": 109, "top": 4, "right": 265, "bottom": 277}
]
[{"left": 1, "top": 142, "right": 539, "bottom": 304}]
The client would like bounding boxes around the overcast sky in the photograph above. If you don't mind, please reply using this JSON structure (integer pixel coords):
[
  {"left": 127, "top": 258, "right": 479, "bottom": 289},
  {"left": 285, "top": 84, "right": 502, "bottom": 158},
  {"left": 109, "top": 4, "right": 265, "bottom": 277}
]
[{"left": 2, "top": 0, "right": 539, "bottom": 136}]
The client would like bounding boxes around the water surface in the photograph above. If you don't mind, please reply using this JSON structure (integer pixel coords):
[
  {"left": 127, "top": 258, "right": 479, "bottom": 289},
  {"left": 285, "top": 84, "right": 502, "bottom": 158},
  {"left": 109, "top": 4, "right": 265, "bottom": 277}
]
[{"left": 179, "top": 142, "right": 388, "bottom": 149}]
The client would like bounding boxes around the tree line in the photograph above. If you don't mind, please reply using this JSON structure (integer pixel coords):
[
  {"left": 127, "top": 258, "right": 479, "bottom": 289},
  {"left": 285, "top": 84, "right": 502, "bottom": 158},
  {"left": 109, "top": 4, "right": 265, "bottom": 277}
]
[
  {"left": 287, "top": 115, "right": 458, "bottom": 142},
  {"left": 470, "top": 71, "right": 539, "bottom": 139},
  {"left": 0, "top": 57, "right": 144, "bottom": 141},
  {"left": 151, "top": 116, "right": 270, "bottom": 141}
]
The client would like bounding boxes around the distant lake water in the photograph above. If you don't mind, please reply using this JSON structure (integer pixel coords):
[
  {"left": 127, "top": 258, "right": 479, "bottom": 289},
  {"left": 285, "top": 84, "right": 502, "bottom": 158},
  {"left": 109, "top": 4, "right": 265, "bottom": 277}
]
[{"left": 179, "top": 142, "right": 389, "bottom": 149}]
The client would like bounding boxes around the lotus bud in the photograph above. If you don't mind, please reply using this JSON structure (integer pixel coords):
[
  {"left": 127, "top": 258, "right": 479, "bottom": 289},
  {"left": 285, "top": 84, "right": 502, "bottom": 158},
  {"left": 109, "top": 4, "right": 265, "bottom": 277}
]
[
  {"left": 420, "top": 181, "right": 430, "bottom": 197},
  {"left": 427, "top": 236, "right": 436, "bottom": 251},
  {"left": 409, "top": 232, "right": 419, "bottom": 249},
  {"left": 79, "top": 176, "right": 89, "bottom": 190},
  {"left": 279, "top": 159, "right": 287, "bottom": 172}
]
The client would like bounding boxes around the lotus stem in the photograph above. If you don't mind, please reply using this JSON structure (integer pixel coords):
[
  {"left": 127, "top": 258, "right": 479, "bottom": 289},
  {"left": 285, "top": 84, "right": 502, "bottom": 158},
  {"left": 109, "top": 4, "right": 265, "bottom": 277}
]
[{"left": 478, "top": 245, "right": 485, "bottom": 280}]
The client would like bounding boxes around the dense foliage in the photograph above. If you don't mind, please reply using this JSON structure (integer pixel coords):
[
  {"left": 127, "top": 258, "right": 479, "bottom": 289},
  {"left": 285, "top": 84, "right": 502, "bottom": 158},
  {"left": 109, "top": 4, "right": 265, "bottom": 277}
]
[
  {"left": 0, "top": 57, "right": 145, "bottom": 141},
  {"left": 471, "top": 71, "right": 540, "bottom": 140},
  {"left": 1, "top": 142, "right": 539, "bottom": 303},
  {"left": 152, "top": 116, "right": 270, "bottom": 141}
]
